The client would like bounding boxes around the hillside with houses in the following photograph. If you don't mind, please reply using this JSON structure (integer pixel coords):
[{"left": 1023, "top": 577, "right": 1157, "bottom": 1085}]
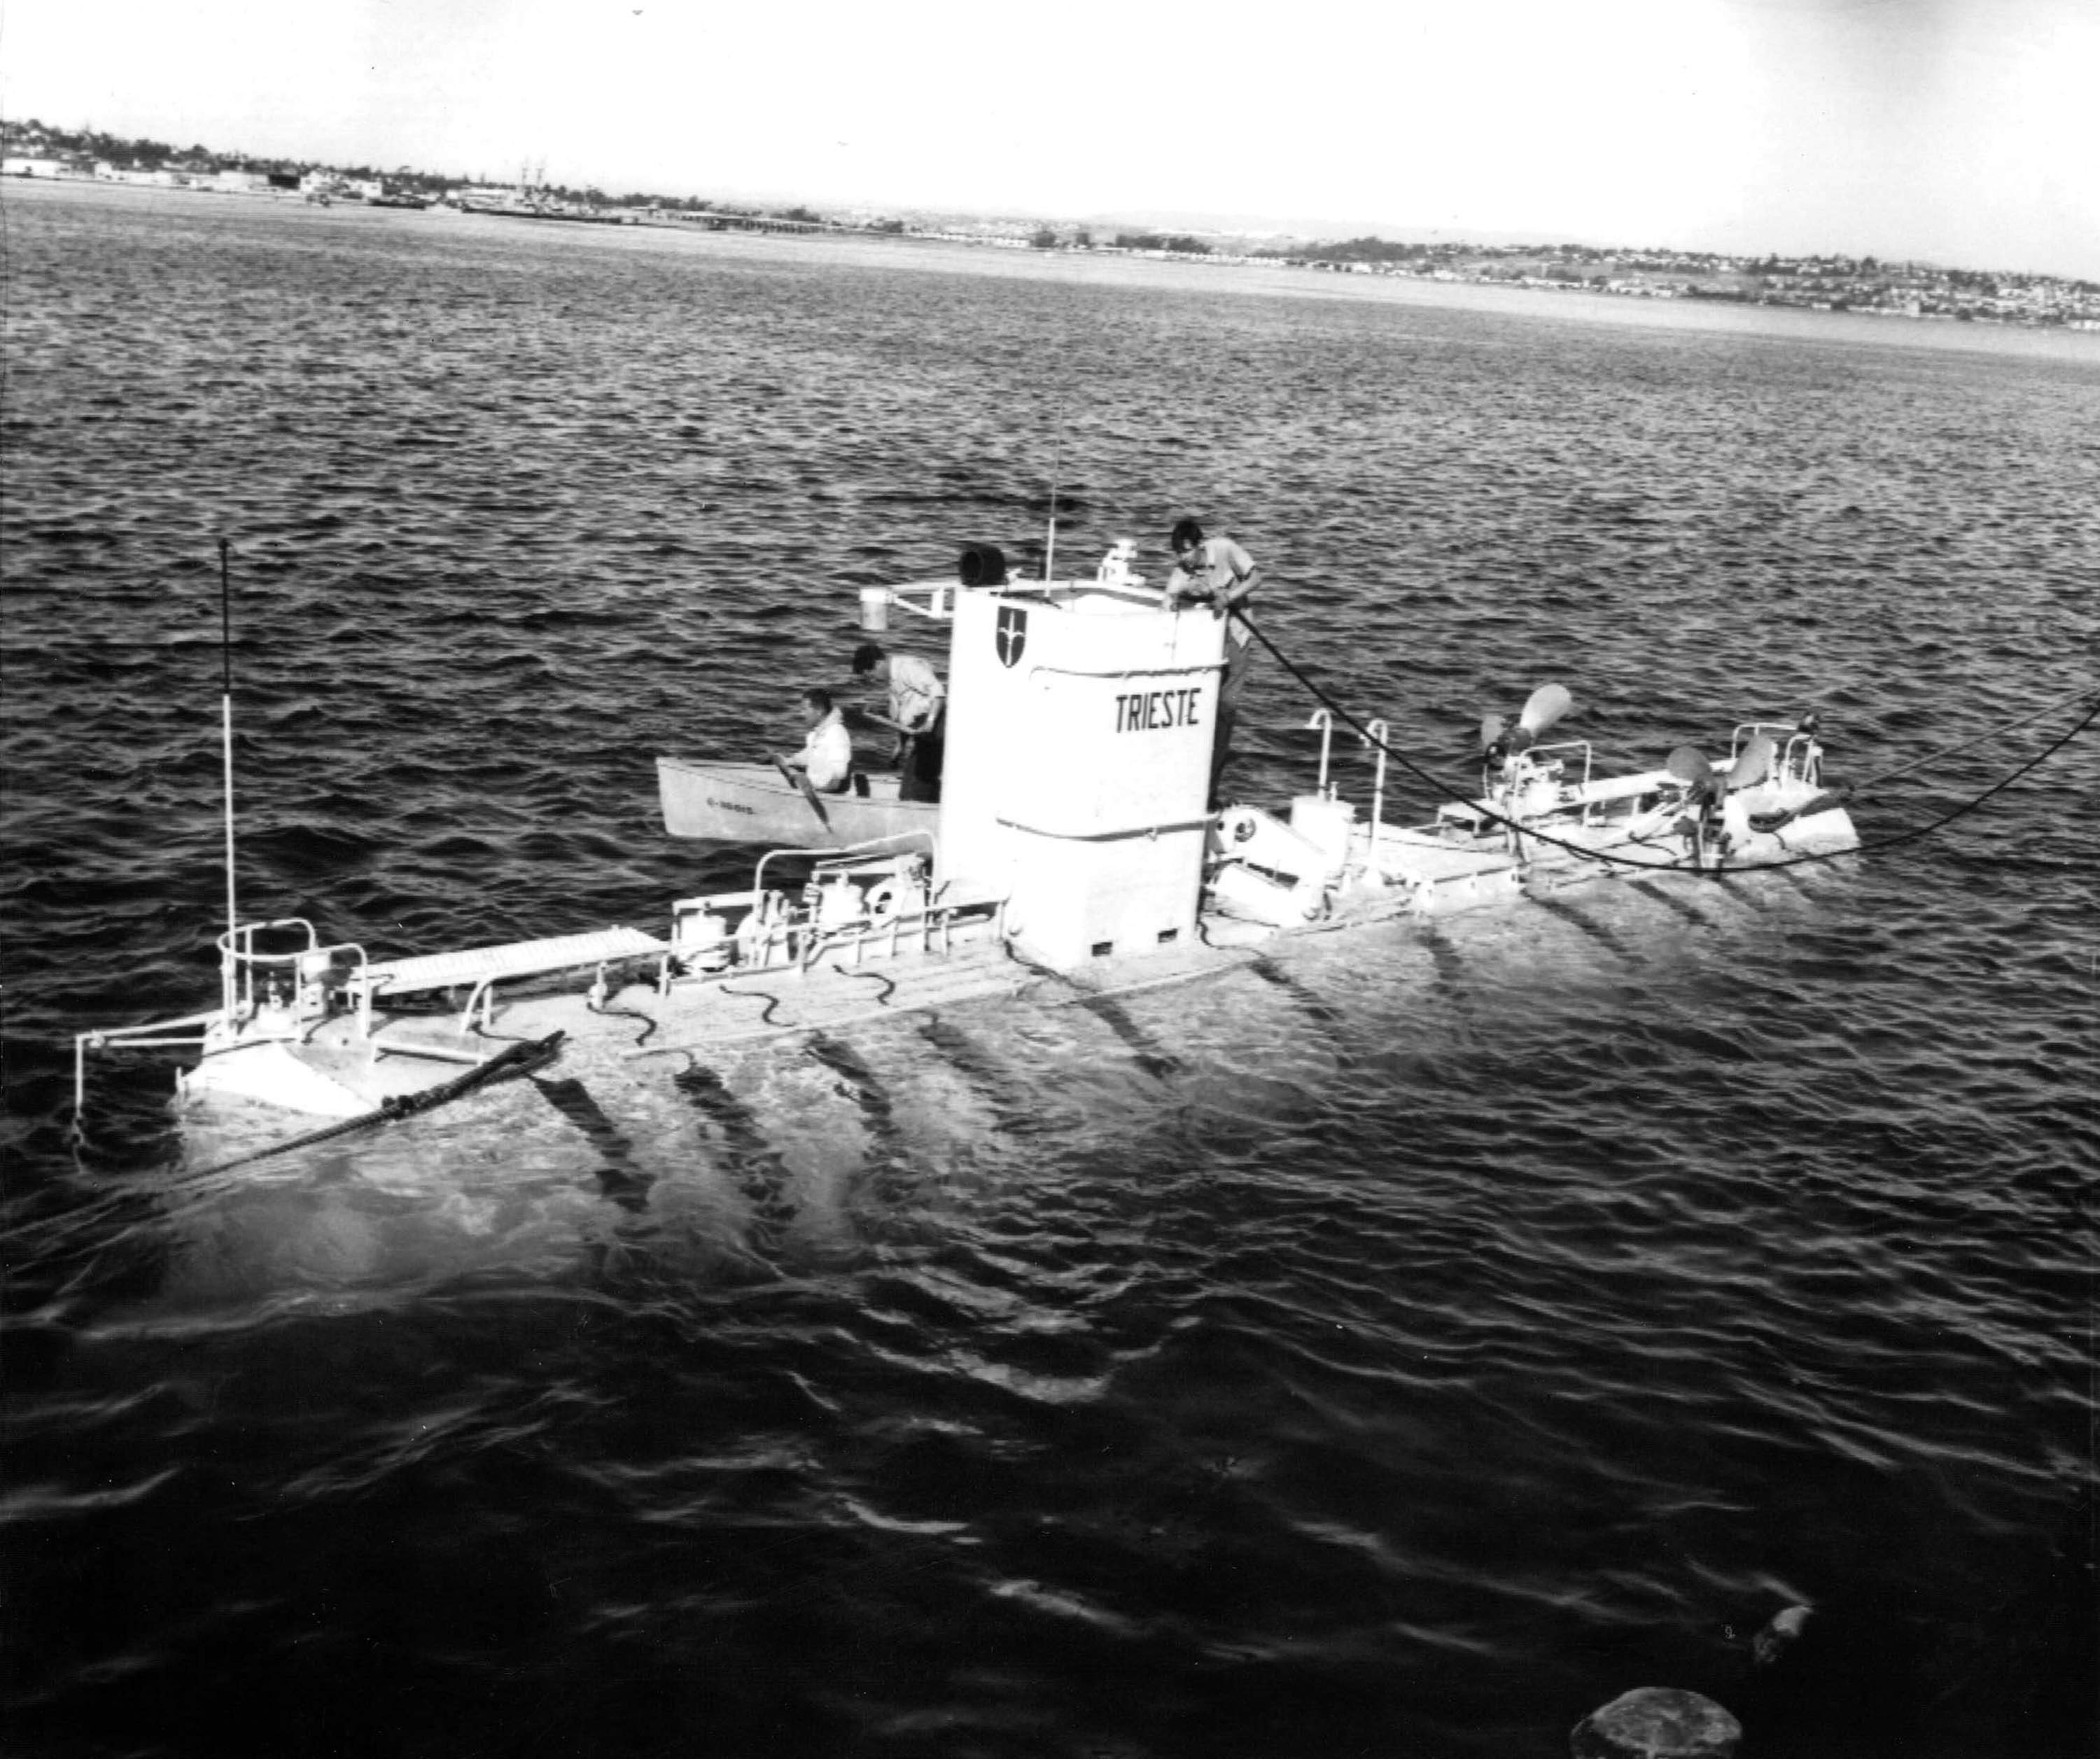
[{"left": 8, "top": 118, "right": 2096, "bottom": 331}]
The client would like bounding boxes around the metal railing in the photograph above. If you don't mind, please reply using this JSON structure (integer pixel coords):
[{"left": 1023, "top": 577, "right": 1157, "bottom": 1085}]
[{"left": 74, "top": 918, "right": 371, "bottom": 1114}]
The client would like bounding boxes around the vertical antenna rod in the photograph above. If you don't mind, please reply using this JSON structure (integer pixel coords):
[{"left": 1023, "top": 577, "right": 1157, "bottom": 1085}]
[
  {"left": 219, "top": 539, "right": 238, "bottom": 945},
  {"left": 1044, "top": 404, "right": 1065, "bottom": 584}
]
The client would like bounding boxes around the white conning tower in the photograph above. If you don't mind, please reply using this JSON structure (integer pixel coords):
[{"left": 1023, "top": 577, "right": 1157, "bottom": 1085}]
[{"left": 939, "top": 542, "right": 1225, "bottom": 968}]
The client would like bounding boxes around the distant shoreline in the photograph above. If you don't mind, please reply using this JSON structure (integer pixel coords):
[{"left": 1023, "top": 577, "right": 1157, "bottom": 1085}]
[{"left": 10, "top": 173, "right": 2098, "bottom": 349}]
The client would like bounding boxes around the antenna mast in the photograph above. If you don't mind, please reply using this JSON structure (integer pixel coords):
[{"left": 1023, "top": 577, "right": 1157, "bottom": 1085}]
[
  {"left": 1044, "top": 405, "right": 1064, "bottom": 584},
  {"left": 218, "top": 539, "right": 238, "bottom": 946}
]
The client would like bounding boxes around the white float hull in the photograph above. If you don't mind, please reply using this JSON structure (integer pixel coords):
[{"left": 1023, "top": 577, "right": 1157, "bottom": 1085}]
[{"left": 657, "top": 757, "right": 937, "bottom": 848}]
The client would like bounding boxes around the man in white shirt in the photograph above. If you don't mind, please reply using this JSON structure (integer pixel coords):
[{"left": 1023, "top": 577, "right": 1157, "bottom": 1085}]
[
  {"left": 853, "top": 643, "right": 946, "bottom": 802},
  {"left": 778, "top": 688, "right": 853, "bottom": 793}
]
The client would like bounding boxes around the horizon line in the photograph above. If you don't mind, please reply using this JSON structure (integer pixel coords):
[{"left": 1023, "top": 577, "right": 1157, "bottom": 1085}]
[{"left": 4, "top": 115, "right": 2094, "bottom": 287}]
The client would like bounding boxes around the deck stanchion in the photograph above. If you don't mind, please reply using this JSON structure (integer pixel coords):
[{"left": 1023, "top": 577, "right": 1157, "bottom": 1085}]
[
  {"left": 1363, "top": 718, "right": 1390, "bottom": 866},
  {"left": 1307, "top": 709, "right": 1336, "bottom": 797}
]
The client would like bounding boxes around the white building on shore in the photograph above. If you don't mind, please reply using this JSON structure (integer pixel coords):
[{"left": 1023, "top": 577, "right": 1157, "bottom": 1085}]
[
  {"left": 300, "top": 169, "right": 384, "bottom": 200},
  {"left": 93, "top": 162, "right": 176, "bottom": 185}
]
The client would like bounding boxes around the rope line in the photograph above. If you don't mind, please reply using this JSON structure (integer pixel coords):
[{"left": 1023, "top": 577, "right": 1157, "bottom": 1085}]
[
  {"left": 1000, "top": 937, "right": 1072, "bottom": 988},
  {"left": 718, "top": 984, "right": 786, "bottom": 1025},
  {"left": 1236, "top": 612, "right": 2099, "bottom": 878},
  {"left": 1800, "top": 699, "right": 2099, "bottom": 859},
  {"left": 588, "top": 998, "right": 659, "bottom": 1046},
  {"left": 834, "top": 966, "right": 897, "bottom": 1004},
  {"left": 1844, "top": 683, "right": 2100, "bottom": 791}
]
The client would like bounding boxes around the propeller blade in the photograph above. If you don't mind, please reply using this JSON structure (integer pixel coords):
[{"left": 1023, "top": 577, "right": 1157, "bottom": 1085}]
[
  {"left": 1665, "top": 745, "right": 1713, "bottom": 790},
  {"left": 1518, "top": 684, "right": 1573, "bottom": 738},
  {"left": 1727, "top": 734, "right": 1777, "bottom": 790},
  {"left": 1480, "top": 713, "right": 1507, "bottom": 752}
]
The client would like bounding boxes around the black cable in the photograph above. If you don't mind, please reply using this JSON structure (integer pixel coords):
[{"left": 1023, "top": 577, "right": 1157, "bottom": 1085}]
[
  {"left": 718, "top": 985, "right": 785, "bottom": 1026},
  {"left": 832, "top": 966, "right": 897, "bottom": 1005},
  {"left": 1843, "top": 684, "right": 2100, "bottom": 792},
  {"left": 588, "top": 997, "right": 659, "bottom": 1046},
  {"left": 999, "top": 937, "right": 1072, "bottom": 987},
  {"left": 1800, "top": 700, "right": 2099, "bottom": 860},
  {"left": 1236, "top": 612, "right": 2099, "bottom": 878}
]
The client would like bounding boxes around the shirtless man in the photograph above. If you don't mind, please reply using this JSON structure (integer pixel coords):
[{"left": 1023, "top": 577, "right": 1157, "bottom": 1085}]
[{"left": 1164, "top": 518, "right": 1262, "bottom": 808}]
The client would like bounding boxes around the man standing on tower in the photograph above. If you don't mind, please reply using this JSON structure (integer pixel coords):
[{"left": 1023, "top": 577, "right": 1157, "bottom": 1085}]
[
  {"left": 853, "top": 643, "right": 946, "bottom": 803},
  {"left": 1164, "top": 517, "right": 1261, "bottom": 808}
]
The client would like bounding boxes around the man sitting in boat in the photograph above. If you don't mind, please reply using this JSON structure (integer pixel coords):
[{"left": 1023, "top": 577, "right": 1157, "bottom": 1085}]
[
  {"left": 776, "top": 687, "right": 854, "bottom": 794},
  {"left": 852, "top": 643, "right": 946, "bottom": 804}
]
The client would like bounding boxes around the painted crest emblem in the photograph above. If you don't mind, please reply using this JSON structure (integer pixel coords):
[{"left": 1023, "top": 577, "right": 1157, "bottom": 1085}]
[{"left": 995, "top": 605, "right": 1028, "bottom": 668}]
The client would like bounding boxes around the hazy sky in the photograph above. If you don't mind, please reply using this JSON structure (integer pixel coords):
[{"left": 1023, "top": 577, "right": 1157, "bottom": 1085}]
[{"left": 4, "top": 0, "right": 2094, "bottom": 276}]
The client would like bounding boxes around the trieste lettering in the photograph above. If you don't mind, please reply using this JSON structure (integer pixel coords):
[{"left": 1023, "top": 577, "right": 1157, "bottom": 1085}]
[{"left": 1114, "top": 689, "right": 1203, "bottom": 734}]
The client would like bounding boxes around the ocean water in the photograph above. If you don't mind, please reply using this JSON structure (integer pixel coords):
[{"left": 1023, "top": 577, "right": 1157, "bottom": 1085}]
[{"left": 2, "top": 181, "right": 2096, "bottom": 1759}]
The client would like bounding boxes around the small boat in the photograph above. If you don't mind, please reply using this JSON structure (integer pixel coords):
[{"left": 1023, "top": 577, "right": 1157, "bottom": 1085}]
[{"left": 656, "top": 757, "right": 937, "bottom": 847}]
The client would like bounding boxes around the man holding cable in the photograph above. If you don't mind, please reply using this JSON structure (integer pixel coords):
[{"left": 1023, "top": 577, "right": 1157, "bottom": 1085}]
[
  {"left": 1164, "top": 517, "right": 1261, "bottom": 810},
  {"left": 852, "top": 643, "right": 946, "bottom": 803}
]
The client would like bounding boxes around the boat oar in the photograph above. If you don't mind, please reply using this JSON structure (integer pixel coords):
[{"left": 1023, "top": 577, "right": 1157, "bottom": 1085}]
[{"left": 772, "top": 755, "right": 830, "bottom": 827}]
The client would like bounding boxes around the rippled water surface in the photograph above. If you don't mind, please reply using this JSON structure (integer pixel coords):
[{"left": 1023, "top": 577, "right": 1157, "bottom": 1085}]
[{"left": 4, "top": 183, "right": 2096, "bottom": 1758}]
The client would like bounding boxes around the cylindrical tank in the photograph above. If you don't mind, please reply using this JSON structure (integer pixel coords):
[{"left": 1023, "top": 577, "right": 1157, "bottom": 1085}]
[
  {"left": 858, "top": 587, "right": 891, "bottom": 631},
  {"left": 675, "top": 904, "right": 732, "bottom": 972},
  {"left": 1289, "top": 794, "right": 1354, "bottom": 876}
]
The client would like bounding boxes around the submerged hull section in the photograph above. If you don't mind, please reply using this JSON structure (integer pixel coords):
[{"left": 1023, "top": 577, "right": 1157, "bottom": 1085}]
[{"left": 170, "top": 771, "right": 1856, "bottom": 1144}]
